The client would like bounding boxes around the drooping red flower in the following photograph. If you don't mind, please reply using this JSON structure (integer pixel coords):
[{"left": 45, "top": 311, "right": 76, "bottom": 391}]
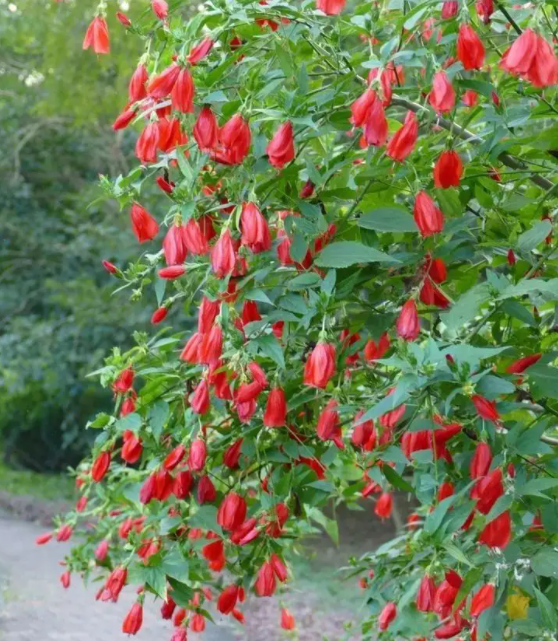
[
  {"left": 116, "top": 12, "right": 132, "bottom": 27},
  {"left": 135, "top": 122, "right": 160, "bottom": 163},
  {"left": 350, "top": 89, "right": 377, "bottom": 127},
  {"left": 414, "top": 191, "right": 444, "bottom": 237},
  {"left": 212, "top": 114, "right": 251, "bottom": 165},
  {"left": 472, "top": 395, "right": 500, "bottom": 423},
  {"left": 128, "top": 64, "right": 148, "bottom": 102},
  {"left": 217, "top": 585, "right": 240, "bottom": 614},
  {"left": 280, "top": 608, "right": 296, "bottom": 630},
  {"left": 501, "top": 29, "right": 558, "bottom": 88},
  {"left": 198, "top": 325, "right": 223, "bottom": 363},
  {"left": 223, "top": 438, "right": 243, "bottom": 469},
  {"left": 173, "top": 470, "right": 193, "bottom": 499},
  {"left": 470, "top": 584, "right": 495, "bottom": 617},
  {"left": 470, "top": 442, "right": 492, "bottom": 479},
  {"left": 386, "top": 111, "right": 418, "bottom": 162},
  {"left": 378, "top": 602, "right": 397, "bottom": 631},
  {"left": 122, "top": 602, "right": 143, "bottom": 635},
  {"left": 457, "top": 24, "right": 485, "bottom": 70},
  {"left": 506, "top": 353, "right": 542, "bottom": 374},
  {"left": 396, "top": 299, "right": 420, "bottom": 341},
  {"left": 364, "top": 333, "right": 390, "bottom": 361},
  {"left": 171, "top": 67, "right": 195, "bottom": 113},
  {"left": 194, "top": 106, "right": 219, "bottom": 151},
  {"left": 163, "top": 224, "right": 187, "bottom": 266},
  {"left": 255, "top": 561, "right": 277, "bottom": 597},
  {"left": 420, "top": 278, "right": 450, "bottom": 309},
  {"left": 198, "top": 297, "right": 221, "bottom": 333},
  {"left": 218, "top": 492, "right": 247, "bottom": 531},
  {"left": 92, "top": 451, "right": 111, "bottom": 482},
  {"left": 121, "top": 431, "right": 142, "bottom": 464},
  {"left": 147, "top": 63, "right": 180, "bottom": 100},
  {"left": 429, "top": 71, "right": 455, "bottom": 113},
  {"left": 188, "top": 37, "right": 214, "bottom": 65},
  {"left": 479, "top": 510, "right": 511, "bottom": 548},
  {"left": 188, "top": 439, "right": 207, "bottom": 472},
  {"left": 364, "top": 98, "right": 388, "bottom": 147},
  {"left": 160, "top": 597, "right": 176, "bottom": 620},
  {"left": 433, "top": 570, "right": 462, "bottom": 617},
  {"left": 352, "top": 410, "right": 376, "bottom": 450},
  {"left": 151, "top": 0, "right": 168, "bottom": 20},
  {"left": 316, "top": 0, "right": 346, "bottom": 14},
  {"left": 472, "top": 468, "right": 503, "bottom": 514},
  {"left": 417, "top": 575, "right": 437, "bottom": 612},
  {"left": 441, "top": 1, "right": 458, "bottom": 18},
  {"left": 375, "top": 492, "right": 393, "bottom": 519},
  {"left": 266, "top": 121, "right": 295, "bottom": 169},
  {"left": 158, "top": 265, "right": 185, "bottom": 280},
  {"left": 83, "top": 17, "right": 110, "bottom": 55},
  {"left": 95, "top": 539, "right": 109, "bottom": 561},
  {"left": 263, "top": 387, "right": 287, "bottom": 427},
  {"left": 316, "top": 399, "right": 340, "bottom": 442},
  {"left": 211, "top": 230, "right": 237, "bottom": 278},
  {"left": 476, "top": 0, "right": 494, "bottom": 22},
  {"left": 113, "top": 367, "right": 134, "bottom": 393},
  {"left": 240, "top": 202, "right": 271, "bottom": 253},
  {"left": 197, "top": 475, "right": 216, "bottom": 503},
  {"left": 434, "top": 150, "right": 463, "bottom": 189},
  {"left": 303, "top": 342, "right": 336, "bottom": 388},
  {"left": 202, "top": 539, "right": 226, "bottom": 571}
]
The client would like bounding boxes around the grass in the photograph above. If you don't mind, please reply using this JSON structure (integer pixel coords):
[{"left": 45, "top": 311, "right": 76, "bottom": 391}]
[{"left": 0, "top": 458, "right": 74, "bottom": 502}]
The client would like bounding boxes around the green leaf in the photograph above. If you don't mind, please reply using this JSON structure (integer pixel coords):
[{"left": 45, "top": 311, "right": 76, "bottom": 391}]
[
  {"left": 527, "top": 365, "right": 558, "bottom": 400},
  {"left": 168, "top": 578, "right": 194, "bottom": 608},
  {"left": 252, "top": 335, "right": 285, "bottom": 369},
  {"left": 518, "top": 220, "right": 552, "bottom": 252},
  {"left": 424, "top": 496, "right": 455, "bottom": 534},
  {"left": 382, "top": 464, "right": 413, "bottom": 492},
  {"left": 442, "top": 283, "right": 491, "bottom": 331},
  {"left": 315, "top": 241, "right": 396, "bottom": 268},
  {"left": 443, "top": 542, "right": 473, "bottom": 567},
  {"left": 115, "top": 412, "right": 142, "bottom": 433},
  {"left": 188, "top": 506, "right": 222, "bottom": 535},
  {"left": 532, "top": 548, "right": 558, "bottom": 577},
  {"left": 148, "top": 401, "right": 169, "bottom": 441},
  {"left": 517, "top": 478, "right": 558, "bottom": 498},
  {"left": 534, "top": 588, "right": 557, "bottom": 629},
  {"left": 358, "top": 207, "right": 418, "bottom": 233}
]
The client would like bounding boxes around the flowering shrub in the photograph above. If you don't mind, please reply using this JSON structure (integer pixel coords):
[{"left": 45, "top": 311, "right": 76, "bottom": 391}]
[{"left": 39, "top": 0, "right": 558, "bottom": 639}]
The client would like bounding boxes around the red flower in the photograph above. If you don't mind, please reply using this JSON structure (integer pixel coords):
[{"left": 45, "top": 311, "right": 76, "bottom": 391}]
[
  {"left": 182, "top": 218, "right": 209, "bottom": 255},
  {"left": 364, "top": 333, "right": 390, "bottom": 361},
  {"left": 364, "top": 99, "right": 388, "bottom": 147},
  {"left": 198, "top": 297, "right": 221, "bottom": 333},
  {"left": 95, "top": 540, "right": 109, "bottom": 561},
  {"left": 217, "top": 492, "right": 247, "bottom": 531},
  {"left": 266, "top": 121, "right": 295, "bottom": 169},
  {"left": 386, "top": 111, "right": 418, "bottom": 162},
  {"left": 352, "top": 410, "right": 376, "bottom": 450},
  {"left": 103, "top": 566, "right": 127, "bottom": 602},
  {"left": 441, "top": 1, "right": 458, "bottom": 18},
  {"left": 163, "top": 444, "right": 186, "bottom": 471},
  {"left": 151, "top": 0, "right": 168, "bottom": 20},
  {"left": 122, "top": 603, "right": 143, "bottom": 635},
  {"left": 158, "top": 266, "right": 185, "bottom": 280},
  {"left": 350, "top": 89, "right": 377, "bottom": 127},
  {"left": 173, "top": 470, "right": 193, "bottom": 499},
  {"left": 470, "top": 442, "right": 492, "bottom": 479},
  {"left": 507, "top": 353, "right": 542, "bottom": 374},
  {"left": 501, "top": 29, "right": 558, "bottom": 88},
  {"left": 116, "top": 12, "right": 132, "bottom": 27},
  {"left": 197, "top": 475, "right": 216, "bottom": 503},
  {"left": 223, "top": 438, "right": 243, "bottom": 469},
  {"left": 113, "top": 367, "right": 134, "bottom": 393},
  {"left": 378, "top": 602, "right": 397, "bottom": 630},
  {"left": 472, "top": 468, "right": 503, "bottom": 514},
  {"left": 270, "top": 553, "right": 288, "bottom": 581},
  {"left": 281, "top": 608, "right": 296, "bottom": 630},
  {"left": 457, "top": 25, "right": 485, "bottom": 70},
  {"left": 122, "top": 431, "right": 142, "bottom": 464},
  {"left": 434, "top": 150, "right": 463, "bottom": 189},
  {"left": 375, "top": 492, "right": 393, "bottom": 519},
  {"left": 217, "top": 585, "right": 240, "bottom": 614},
  {"left": 476, "top": 0, "right": 494, "bottom": 22},
  {"left": 316, "top": 0, "right": 346, "bottom": 14},
  {"left": 425, "top": 256, "right": 447, "bottom": 283},
  {"left": 190, "top": 613, "right": 206, "bottom": 632},
  {"left": 92, "top": 451, "right": 111, "bottom": 482},
  {"left": 147, "top": 63, "right": 180, "bottom": 100},
  {"left": 303, "top": 342, "right": 336, "bottom": 388},
  {"left": 255, "top": 561, "right": 276, "bottom": 597},
  {"left": 240, "top": 202, "right": 271, "bottom": 253},
  {"left": 112, "top": 107, "right": 135, "bottom": 131},
  {"left": 171, "top": 67, "right": 195, "bottom": 113},
  {"left": 83, "top": 17, "right": 110, "bottom": 55},
  {"left": 211, "top": 230, "right": 237, "bottom": 278},
  {"left": 160, "top": 597, "right": 176, "bottom": 619},
  {"left": 429, "top": 71, "right": 455, "bottom": 114},
  {"left": 414, "top": 191, "right": 444, "bottom": 237},
  {"left": 420, "top": 278, "right": 450, "bottom": 309},
  {"left": 135, "top": 122, "right": 160, "bottom": 163},
  {"left": 437, "top": 481, "right": 454, "bottom": 501},
  {"left": 129, "top": 64, "right": 148, "bottom": 102},
  {"left": 434, "top": 615, "right": 467, "bottom": 639},
  {"left": 188, "top": 37, "right": 214, "bottom": 65},
  {"left": 433, "top": 570, "right": 462, "bottom": 617},
  {"left": 470, "top": 584, "right": 495, "bottom": 617},
  {"left": 163, "top": 224, "right": 187, "bottom": 266},
  {"left": 188, "top": 439, "right": 207, "bottom": 471},
  {"left": 472, "top": 395, "right": 499, "bottom": 423},
  {"left": 396, "top": 299, "right": 420, "bottom": 341},
  {"left": 479, "top": 510, "right": 511, "bottom": 548},
  {"left": 198, "top": 325, "right": 223, "bottom": 363},
  {"left": 191, "top": 379, "right": 210, "bottom": 415},
  {"left": 194, "top": 107, "right": 219, "bottom": 151},
  {"left": 417, "top": 575, "right": 437, "bottom": 612},
  {"left": 212, "top": 114, "right": 251, "bottom": 165},
  {"left": 264, "top": 387, "right": 287, "bottom": 427},
  {"left": 316, "top": 400, "right": 340, "bottom": 442}
]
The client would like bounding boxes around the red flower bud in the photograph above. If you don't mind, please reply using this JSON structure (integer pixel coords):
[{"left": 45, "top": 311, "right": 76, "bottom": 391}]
[
  {"left": 386, "top": 111, "right": 418, "bottom": 162},
  {"left": 417, "top": 575, "right": 437, "bottom": 612},
  {"left": 472, "top": 395, "right": 499, "bottom": 423},
  {"left": 479, "top": 510, "right": 511, "bottom": 548},
  {"left": 122, "top": 431, "right": 142, "bottom": 464},
  {"left": 173, "top": 470, "right": 193, "bottom": 499},
  {"left": 188, "top": 439, "right": 207, "bottom": 472},
  {"left": 413, "top": 191, "right": 444, "bottom": 237},
  {"left": 171, "top": 67, "right": 195, "bottom": 113},
  {"left": 194, "top": 106, "right": 219, "bottom": 151},
  {"left": 429, "top": 71, "right": 455, "bottom": 113},
  {"left": 506, "top": 353, "right": 542, "bottom": 374},
  {"left": 281, "top": 607, "right": 296, "bottom": 630},
  {"left": 188, "top": 37, "right": 214, "bottom": 65},
  {"left": 316, "top": 0, "right": 346, "bottom": 14},
  {"left": 116, "top": 12, "right": 132, "bottom": 27},
  {"left": 240, "top": 202, "right": 271, "bottom": 253},
  {"left": 217, "top": 492, "right": 247, "bottom": 531},
  {"left": 159, "top": 265, "right": 186, "bottom": 280},
  {"left": 263, "top": 387, "right": 287, "bottom": 427},
  {"left": 130, "top": 203, "right": 159, "bottom": 243},
  {"left": 197, "top": 475, "right": 216, "bottom": 503},
  {"left": 211, "top": 230, "right": 237, "bottom": 278},
  {"left": 457, "top": 25, "right": 485, "bottom": 70},
  {"left": 83, "top": 17, "right": 110, "bottom": 55},
  {"left": 378, "top": 602, "right": 397, "bottom": 631},
  {"left": 396, "top": 299, "right": 420, "bottom": 341},
  {"left": 223, "top": 438, "right": 243, "bottom": 468},
  {"left": 266, "top": 121, "right": 295, "bottom": 169},
  {"left": 375, "top": 492, "right": 393, "bottom": 519},
  {"left": 470, "top": 583, "right": 495, "bottom": 617},
  {"left": 122, "top": 602, "right": 143, "bottom": 635},
  {"left": 191, "top": 379, "right": 210, "bottom": 414},
  {"left": 434, "top": 150, "right": 463, "bottom": 189},
  {"left": 255, "top": 561, "right": 276, "bottom": 596},
  {"left": 151, "top": 0, "right": 168, "bottom": 20},
  {"left": 92, "top": 451, "right": 111, "bottom": 482},
  {"left": 303, "top": 342, "right": 336, "bottom": 388},
  {"left": 217, "top": 585, "right": 240, "bottom": 614}
]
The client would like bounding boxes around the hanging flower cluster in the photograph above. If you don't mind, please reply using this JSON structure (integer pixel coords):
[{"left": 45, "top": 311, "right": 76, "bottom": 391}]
[{"left": 42, "top": 0, "right": 558, "bottom": 638}]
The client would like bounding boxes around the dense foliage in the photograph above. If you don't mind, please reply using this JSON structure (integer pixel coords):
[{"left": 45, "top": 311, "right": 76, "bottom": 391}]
[
  {"left": 0, "top": 0, "right": 144, "bottom": 470},
  {"left": 36, "top": 0, "right": 558, "bottom": 639}
]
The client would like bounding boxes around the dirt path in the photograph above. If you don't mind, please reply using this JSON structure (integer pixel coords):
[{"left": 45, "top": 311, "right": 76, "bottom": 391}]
[
  {"left": 0, "top": 502, "right": 398, "bottom": 640},
  {"left": 0, "top": 511, "right": 229, "bottom": 641}
]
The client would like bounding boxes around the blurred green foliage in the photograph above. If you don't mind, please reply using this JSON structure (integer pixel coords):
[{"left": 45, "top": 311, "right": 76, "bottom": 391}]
[{"left": 0, "top": 0, "right": 148, "bottom": 472}]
